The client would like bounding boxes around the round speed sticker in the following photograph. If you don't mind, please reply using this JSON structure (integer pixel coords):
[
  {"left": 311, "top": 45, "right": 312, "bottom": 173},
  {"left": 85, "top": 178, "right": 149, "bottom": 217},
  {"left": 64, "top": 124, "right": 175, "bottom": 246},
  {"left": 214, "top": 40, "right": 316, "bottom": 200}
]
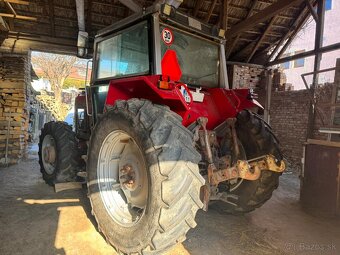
[{"left": 162, "top": 28, "right": 173, "bottom": 46}]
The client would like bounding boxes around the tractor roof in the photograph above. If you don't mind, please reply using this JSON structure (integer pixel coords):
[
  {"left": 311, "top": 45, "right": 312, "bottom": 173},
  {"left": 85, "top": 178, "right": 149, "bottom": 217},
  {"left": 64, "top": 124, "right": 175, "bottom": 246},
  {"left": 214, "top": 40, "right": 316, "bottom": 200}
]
[{"left": 96, "top": 4, "right": 223, "bottom": 43}]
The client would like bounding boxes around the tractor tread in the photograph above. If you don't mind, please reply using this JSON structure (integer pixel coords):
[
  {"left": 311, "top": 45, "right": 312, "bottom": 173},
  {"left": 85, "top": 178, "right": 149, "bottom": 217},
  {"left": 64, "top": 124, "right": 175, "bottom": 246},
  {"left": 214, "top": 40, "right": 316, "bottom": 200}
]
[
  {"left": 217, "top": 110, "right": 283, "bottom": 215},
  {"left": 38, "top": 121, "right": 81, "bottom": 185},
  {"left": 87, "top": 98, "right": 204, "bottom": 255}
]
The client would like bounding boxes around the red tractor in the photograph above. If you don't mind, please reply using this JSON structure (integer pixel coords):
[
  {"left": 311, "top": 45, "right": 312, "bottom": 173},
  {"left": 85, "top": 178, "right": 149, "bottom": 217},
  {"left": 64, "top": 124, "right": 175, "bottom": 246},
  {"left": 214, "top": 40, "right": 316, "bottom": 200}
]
[{"left": 39, "top": 3, "right": 285, "bottom": 255}]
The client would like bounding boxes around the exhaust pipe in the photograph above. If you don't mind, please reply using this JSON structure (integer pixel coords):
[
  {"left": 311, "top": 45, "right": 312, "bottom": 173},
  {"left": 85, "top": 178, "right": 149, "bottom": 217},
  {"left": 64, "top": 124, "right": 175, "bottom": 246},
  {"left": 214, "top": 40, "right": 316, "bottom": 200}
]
[{"left": 75, "top": 0, "right": 88, "bottom": 57}]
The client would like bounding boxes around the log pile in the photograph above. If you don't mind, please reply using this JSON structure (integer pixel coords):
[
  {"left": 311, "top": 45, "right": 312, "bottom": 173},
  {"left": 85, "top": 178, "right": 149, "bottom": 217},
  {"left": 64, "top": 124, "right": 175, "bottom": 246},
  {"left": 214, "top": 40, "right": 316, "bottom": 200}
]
[
  {"left": 0, "top": 55, "right": 31, "bottom": 165},
  {"left": 229, "top": 64, "right": 265, "bottom": 89}
]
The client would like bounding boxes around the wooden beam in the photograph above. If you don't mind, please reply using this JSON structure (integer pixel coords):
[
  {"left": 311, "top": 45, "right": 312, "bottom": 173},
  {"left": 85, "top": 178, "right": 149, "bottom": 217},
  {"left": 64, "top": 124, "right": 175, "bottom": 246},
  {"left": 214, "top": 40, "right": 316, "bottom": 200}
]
[
  {"left": 251, "top": 38, "right": 281, "bottom": 61},
  {"left": 274, "top": 11, "right": 310, "bottom": 60},
  {"left": 246, "top": 16, "right": 276, "bottom": 63},
  {"left": 230, "top": 41, "right": 256, "bottom": 60},
  {"left": 1, "top": 0, "right": 29, "bottom": 5},
  {"left": 305, "top": 0, "right": 318, "bottom": 22},
  {"left": 5, "top": 2, "right": 17, "bottom": 16},
  {"left": 48, "top": 0, "right": 55, "bottom": 37},
  {"left": 267, "top": 5, "right": 308, "bottom": 62},
  {"left": 226, "top": 0, "right": 304, "bottom": 40},
  {"left": 193, "top": 0, "right": 204, "bottom": 17},
  {"left": 205, "top": 0, "right": 218, "bottom": 23},
  {"left": 267, "top": 42, "right": 340, "bottom": 66},
  {"left": 118, "top": 0, "right": 142, "bottom": 13},
  {"left": 0, "top": 16, "right": 9, "bottom": 31},
  {"left": 307, "top": 0, "right": 326, "bottom": 140},
  {"left": 225, "top": 0, "right": 257, "bottom": 58},
  {"left": 222, "top": 0, "right": 228, "bottom": 30},
  {"left": 87, "top": 0, "right": 92, "bottom": 35},
  {"left": 0, "top": 13, "right": 37, "bottom": 21}
]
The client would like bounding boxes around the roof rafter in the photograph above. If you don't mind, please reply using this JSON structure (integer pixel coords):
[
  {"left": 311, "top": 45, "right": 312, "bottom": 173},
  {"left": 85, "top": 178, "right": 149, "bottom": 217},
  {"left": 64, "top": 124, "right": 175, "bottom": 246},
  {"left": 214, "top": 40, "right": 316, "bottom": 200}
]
[
  {"left": 246, "top": 16, "right": 277, "bottom": 63},
  {"left": 1, "top": 0, "right": 29, "bottom": 5},
  {"left": 205, "top": 0, "right": 218, "bottom": 23},
  {"left": 226, "top": 0, "right": 304, "bottom": 40},
  {"left": 0, "top": 13, "right": 37, "bottom": 21},
  {"left": 193, "top": 0, "right": 204, "bottom": 17},
  {"left": 118, "top": 0, "right": 142, "bottom": 13},
  {"left": 225, "top": 0, "right": 257, "bottom": 59}
]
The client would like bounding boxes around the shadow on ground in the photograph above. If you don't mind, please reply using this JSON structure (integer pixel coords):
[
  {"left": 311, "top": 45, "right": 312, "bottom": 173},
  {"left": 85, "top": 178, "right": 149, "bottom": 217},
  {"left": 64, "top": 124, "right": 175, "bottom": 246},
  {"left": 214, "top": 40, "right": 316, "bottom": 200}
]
[{"left": 0, "top": 152, "right": 339, "bottom": 255}]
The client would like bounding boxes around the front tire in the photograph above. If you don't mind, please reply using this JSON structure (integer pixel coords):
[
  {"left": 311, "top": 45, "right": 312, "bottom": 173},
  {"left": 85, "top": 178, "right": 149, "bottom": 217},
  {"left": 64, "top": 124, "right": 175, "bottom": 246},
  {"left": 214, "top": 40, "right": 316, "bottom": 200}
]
[
  {"left": 38, "top": 121, "right": 80, "bottom": 185},
  {"left": 87, "top": 99, "right": 205, "bottom": 254}
]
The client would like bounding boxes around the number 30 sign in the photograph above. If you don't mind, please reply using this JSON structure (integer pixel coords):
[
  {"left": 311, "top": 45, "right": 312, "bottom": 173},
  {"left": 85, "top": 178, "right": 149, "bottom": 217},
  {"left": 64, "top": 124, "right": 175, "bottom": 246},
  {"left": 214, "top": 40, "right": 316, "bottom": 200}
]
[{"left": 162, "top": 28, "right": 174, "bottom": 46}]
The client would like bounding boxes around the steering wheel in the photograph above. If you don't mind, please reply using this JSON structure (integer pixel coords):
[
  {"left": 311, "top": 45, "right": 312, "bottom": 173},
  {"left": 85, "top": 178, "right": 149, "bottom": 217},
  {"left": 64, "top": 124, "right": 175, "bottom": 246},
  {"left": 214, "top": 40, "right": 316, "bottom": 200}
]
[{"left": 175, "top": 83, "right": 193, "bottom": 106}]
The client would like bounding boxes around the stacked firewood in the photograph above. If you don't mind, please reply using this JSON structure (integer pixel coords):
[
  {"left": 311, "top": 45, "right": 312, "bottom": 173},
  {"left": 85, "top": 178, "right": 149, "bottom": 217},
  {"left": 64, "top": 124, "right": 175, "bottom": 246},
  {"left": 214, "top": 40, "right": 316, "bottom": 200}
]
[
  {"left": 229, "top": 65, "right": 265, "bottom": 89},
  {"left": 0, "top": 55, "right": 30, "bottom": 165}
]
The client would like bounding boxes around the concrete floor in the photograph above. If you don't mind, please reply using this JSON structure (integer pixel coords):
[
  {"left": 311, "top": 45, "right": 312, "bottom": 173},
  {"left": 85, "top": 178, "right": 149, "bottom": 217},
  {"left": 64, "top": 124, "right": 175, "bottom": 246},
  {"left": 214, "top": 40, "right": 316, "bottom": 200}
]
[{"left": 1, "top": 147, "right": 340, "bottom": 255}]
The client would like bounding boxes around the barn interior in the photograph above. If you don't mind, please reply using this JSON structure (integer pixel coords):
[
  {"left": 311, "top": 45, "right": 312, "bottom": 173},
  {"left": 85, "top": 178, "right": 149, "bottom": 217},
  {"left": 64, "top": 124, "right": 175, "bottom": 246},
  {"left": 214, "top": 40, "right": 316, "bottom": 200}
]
[{"left": 0, "top": 1, "right": 340, "bottom": 255}]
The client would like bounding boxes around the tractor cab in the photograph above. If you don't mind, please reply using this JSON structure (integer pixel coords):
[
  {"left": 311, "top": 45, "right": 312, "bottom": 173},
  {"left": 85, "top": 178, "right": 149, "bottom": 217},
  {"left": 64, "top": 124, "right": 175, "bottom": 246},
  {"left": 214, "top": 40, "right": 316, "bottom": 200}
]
[{"left": 86, "top": 3, "right": 235, "bottom": 127}]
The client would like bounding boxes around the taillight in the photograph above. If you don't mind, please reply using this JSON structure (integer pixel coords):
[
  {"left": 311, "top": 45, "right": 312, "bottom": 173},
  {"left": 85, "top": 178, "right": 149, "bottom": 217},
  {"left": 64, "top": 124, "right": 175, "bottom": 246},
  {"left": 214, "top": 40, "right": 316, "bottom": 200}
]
[
  {"left": 158, "top": 75, "right": 173, "bottom": 90},
  {"left": 159, "top": 80, "right": 171, "bottom": 89}
]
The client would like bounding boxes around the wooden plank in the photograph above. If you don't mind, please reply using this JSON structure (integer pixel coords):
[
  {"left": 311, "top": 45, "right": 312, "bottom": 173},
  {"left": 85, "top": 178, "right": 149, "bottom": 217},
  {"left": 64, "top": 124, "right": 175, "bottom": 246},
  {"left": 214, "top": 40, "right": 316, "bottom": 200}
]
[
  {"left": 2, "top": 0, "right": 29, "bottom": 5},
  {"left": 205, "top": 0, "right": 217, "bottom": 23},
  {"left": 55, "top": 182, "right": 83, "bottom": 193},
  {"left": 306, "top": 139, "right": 340, "bottom": 148},
  {"left": 0, "top": 13, "right": 37, "bottom": 21},
  {"left": 0, "top": 81, "right": 25, "bottom": 89},
  {"left": 0, "top": 120, "right": 21, "bottom": 127},
  {"left": 48, "top": 0, "right": 55, "bottom": 37},
  {"left": 117, "top": 0, "right": 142, "bottom": 13},
  {"left": 246, "top": 16, "right": 277, "bottom": 63},
  {"left": 305, "top": 0, "right": 318, "bottom": 22},
  {"left": 193, "top": 0, "right": 204, "bottom": 17},
  {"left": 274, "top": 11, "right": 310, "bottom": 61},
  {"left": 225, "top": 0, "right": 257, "bottom": 58},
  {"left": 226, "top": 0, "right": 304, "bottom": 40},
  {"left": 268, "top": 42, "right": 340, "bottom": 66}
]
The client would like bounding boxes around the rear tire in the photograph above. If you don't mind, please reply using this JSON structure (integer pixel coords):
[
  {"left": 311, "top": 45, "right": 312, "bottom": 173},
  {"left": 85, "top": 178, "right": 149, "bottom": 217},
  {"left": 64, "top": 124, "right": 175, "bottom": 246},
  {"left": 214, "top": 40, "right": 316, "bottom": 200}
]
[
  {"left": 216, "top": 110, "right": 283, "bottom": 214},
  {"left": 38, "top": 121, "right": 80, "bottom": 185},
  {"left": 87, "top": 99, "right": 205, "bottom": 255}
]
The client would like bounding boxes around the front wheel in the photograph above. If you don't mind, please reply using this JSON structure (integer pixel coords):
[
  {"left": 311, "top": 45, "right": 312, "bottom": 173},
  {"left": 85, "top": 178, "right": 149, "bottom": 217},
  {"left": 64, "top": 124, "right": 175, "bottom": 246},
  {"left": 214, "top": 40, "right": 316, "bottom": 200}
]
[{"left": 87, "top": 99, "right": 205, "bottom": 254}]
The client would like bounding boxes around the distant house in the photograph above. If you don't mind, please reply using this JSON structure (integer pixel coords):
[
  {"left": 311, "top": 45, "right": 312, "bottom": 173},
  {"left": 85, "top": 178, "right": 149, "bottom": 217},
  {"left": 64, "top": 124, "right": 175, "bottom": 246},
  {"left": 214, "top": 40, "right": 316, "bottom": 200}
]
[{"left": 281, "top": 0, "right": 340, "bottom": 90}]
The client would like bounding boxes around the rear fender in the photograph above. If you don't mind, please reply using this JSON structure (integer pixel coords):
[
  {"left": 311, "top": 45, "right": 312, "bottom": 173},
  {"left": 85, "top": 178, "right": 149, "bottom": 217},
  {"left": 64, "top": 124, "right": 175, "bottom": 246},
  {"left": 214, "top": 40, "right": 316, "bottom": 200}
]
[{"left": 104, "top": 75, "right": 189, "bottom": 114}]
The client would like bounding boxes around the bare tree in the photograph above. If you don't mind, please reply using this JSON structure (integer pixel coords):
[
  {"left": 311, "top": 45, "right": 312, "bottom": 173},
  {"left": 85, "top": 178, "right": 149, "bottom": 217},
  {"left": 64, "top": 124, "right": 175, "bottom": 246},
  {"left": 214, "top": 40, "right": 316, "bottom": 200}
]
[{"left": 32, "top": 52, "right": 77, "bottom": 104}]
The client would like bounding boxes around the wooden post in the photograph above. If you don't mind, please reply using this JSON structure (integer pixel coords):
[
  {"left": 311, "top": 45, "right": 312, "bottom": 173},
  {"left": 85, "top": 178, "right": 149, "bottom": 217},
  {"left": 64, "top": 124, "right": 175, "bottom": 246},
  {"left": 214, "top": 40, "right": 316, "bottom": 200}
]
[
  {"left": 264, "top": 70, "right": 273, "bottom": 124},
  {"left": 329, "top": 59, "right": 340, "bottom": 141},
  {"left": 307, "top": 0, "right": 325, "bottom": 139}
]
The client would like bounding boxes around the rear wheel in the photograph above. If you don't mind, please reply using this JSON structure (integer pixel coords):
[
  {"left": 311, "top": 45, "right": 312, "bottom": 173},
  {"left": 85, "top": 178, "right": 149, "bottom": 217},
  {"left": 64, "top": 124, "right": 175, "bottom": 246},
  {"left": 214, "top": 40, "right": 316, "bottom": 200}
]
[
  {"left": 38, "top": 121, "right": 80, "bottom": 185},
  {"left": 87, "top": 99, "right": 205, "bottom": 255},
  {"left": 216, "top": 110, "right": 283, "bottom": 214}
]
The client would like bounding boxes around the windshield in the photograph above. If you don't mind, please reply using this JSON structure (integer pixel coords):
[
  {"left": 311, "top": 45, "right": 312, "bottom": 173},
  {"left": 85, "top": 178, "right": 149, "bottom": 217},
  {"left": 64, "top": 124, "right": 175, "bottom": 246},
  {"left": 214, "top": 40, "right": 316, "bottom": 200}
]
[{"left": 160, "top": 25, "right": 220, "bottom": 88}]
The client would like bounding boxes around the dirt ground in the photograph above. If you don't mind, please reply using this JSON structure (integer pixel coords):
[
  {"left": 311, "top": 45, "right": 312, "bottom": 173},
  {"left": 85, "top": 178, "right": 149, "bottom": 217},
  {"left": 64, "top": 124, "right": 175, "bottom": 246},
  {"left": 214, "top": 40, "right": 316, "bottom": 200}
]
[{"left": 0, "top": 146, "right": 340, "bottom": 255}]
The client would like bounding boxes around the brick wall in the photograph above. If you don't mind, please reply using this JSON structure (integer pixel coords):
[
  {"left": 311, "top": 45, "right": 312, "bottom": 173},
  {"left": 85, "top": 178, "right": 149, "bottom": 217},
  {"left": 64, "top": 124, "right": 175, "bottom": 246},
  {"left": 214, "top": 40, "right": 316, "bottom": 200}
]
[{"left": 270, "top": 83, "right": 334, "bottom": 169}]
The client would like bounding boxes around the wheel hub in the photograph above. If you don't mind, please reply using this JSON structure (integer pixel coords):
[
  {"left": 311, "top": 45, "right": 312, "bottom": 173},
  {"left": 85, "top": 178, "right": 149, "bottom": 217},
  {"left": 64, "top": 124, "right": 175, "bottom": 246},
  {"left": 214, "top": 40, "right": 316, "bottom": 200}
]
[
  {"left": 119, "top": 164, "right": 136, "bottom": 189},
  {"left": 43, "top": 145, "right": 56, "bottom": 164},
  {"left": 41, "top": 134, "right": 57, "bottom": 175}
]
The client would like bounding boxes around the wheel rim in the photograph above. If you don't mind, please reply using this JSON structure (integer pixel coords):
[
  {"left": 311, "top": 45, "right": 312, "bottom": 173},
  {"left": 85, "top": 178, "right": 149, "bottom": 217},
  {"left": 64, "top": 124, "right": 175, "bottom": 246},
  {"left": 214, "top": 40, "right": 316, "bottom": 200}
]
[
  {"left": 97, "top": 130, "right": 148, "bottom": 227},
  {"left": 42, "top": 134, "right": 57, "bottom": 175}
]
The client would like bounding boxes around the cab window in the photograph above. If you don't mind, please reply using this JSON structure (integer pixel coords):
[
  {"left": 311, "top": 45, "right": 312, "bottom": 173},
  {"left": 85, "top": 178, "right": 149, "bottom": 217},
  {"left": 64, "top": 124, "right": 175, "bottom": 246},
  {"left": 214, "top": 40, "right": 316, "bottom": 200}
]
[{"left": 96, "top": 21, "right": 149, "bottom": 79}]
